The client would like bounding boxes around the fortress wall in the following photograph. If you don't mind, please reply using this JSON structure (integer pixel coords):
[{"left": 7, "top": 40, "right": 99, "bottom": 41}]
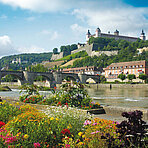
[
  {"left": 91, "top": 50, "right": 118, "bottom": 57},
  {"left": 101, "top": 34, "right": 138, "bottom": 42},
  {"left": 51, "top": 52, "right": 64, "bottom": 60},
  {"left": 71, "top": 44, "right": 94, "bottom": 56}
]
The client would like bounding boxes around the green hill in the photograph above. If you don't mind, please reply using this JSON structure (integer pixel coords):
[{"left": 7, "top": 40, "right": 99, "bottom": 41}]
[{"left": 0, "top": 52, "right": 52, "bottom": 70}]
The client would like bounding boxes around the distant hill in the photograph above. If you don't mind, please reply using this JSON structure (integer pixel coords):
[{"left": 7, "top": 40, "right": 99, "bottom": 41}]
[{"left": 0, "top": 52, "right": 52, "bottom": 70}]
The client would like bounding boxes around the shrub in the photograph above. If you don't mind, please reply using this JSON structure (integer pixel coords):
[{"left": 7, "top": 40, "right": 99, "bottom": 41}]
[
  {"left": 0, "top": 100, "right": 21, "bottom": 123},
  {"left": 20, "top": 95, "right": 43, "bottom": 104},
  {"left": 116, "top": 110, "right": 147, "bottom": 147}
]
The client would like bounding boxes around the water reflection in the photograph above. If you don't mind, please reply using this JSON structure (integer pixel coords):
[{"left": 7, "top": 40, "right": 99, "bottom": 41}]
[{"left": 87, "top": 87, "right": 148, "bottom": 109}]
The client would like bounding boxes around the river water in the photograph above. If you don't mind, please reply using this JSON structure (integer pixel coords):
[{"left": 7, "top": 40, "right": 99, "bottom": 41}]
[{"left": 0, "top": 87, "right": 148, "bottom": 109}]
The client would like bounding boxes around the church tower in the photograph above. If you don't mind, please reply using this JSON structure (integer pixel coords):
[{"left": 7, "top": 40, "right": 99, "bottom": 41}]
[
  {"left": 140, "top": 30, "right": 146, "bottom": 40},
  {"left": 86, "top": 30, "right": 91, "bottom": 42},
  {"left": 95, "top": 27, "right": 101, "bottom": 37}
]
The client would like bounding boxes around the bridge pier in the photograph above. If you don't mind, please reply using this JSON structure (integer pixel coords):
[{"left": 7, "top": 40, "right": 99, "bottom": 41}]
[
  {"left": 78, "top": 73, "right": 87, "bottom": 83},
  {"left": 22, "top": 71, "right": 34, "bottom": 85},
  {"left": 52, "top": 71, "right": 63, "bottom": 84}
]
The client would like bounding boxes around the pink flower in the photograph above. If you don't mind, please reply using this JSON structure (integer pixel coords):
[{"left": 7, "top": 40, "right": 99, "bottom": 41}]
[
  {"left": 34, "top": 142, "right": 41, "bottom": 148},
  {"left": 84, "top": 120, "right": 91, "bottom": 125},
  {"left": 65, "top": 144, "right": 71, "bottom": 148},
  {"left": 92, "top": 123, "right": 97, "bottom": 126}
]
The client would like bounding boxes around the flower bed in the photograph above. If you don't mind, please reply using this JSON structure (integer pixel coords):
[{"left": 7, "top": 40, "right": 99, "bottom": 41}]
[
  {"left": 0, "top": 101, "right": 147, "bottom": 147},
  {"left": 19, "top": 82, "right": 102, "bottom": 111}
]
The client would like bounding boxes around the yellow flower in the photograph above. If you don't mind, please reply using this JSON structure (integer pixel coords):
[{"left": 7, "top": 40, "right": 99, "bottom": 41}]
[
  {"left": 78, "top": 142, "right": 83, "bottom": 145},
  {"left": 0, "top": 102, "right": 2, "bottom": 104},
  {"left": 82, "top": 135, "right": 85, "bottom": 138},
  {"left": 67, "top": 124, "right": 72, "bottom": 129},
  {"left": 9, "top": 104, "right": 12, "bottom": 106},
  {"left": 56, "top": 118, "right": 59, "bottom": 121},
  {"left": 50, "top": 117, "right": 54, "bottom": 120},
  {"left": 15, "top": 102, "right": 19, "bottom": 105},
  {"left": 78, "top": 132, "right": 83, "bottom": 137},
  {"left": 16, "top": 132, "right": 21, "bottom": 137},
  {"left": 24, "top": 134, "right": 29, "bottom": 139}
]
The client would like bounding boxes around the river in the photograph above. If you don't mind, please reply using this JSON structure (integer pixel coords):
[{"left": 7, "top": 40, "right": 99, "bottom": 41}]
[{"left": 0, "top": 87, "right": 147, "bottom": 109}]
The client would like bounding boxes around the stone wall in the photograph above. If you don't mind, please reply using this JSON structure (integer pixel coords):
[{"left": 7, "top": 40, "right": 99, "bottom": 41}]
[
  {"left": 71, "top": 44, "right": 94, "bottom": 56},
  {"left": 51, "top": 52, "right": 64, "bottom": 60},
  {"left": 91, "top": 50, "right": 118, "bottom": 56}
]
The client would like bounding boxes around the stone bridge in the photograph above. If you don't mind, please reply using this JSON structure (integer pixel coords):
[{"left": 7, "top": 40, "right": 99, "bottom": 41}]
[{"left": 0, "top": 71, "right": 101, "bottom": 87}]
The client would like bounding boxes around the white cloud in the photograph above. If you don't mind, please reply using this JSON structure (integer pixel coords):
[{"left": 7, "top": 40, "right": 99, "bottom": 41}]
[
  {"left": 26, "top": 16, "right": 35, "bottom": 21},
  {"left": 0, "top": 14, "right": 7, "bottom": 19},
  {"left": 41, "top": 30, "right": 51, "bottom": 35},
  {"left": 0, "top": 36, "right": 18, "bottom": 58},
  {"left": 0, "top": 0, "right": 79, "bottom": 12},
  {"left": 50, "top": 31, "right": 58, "bottom": 40},
  {"left": 72, "top": 5, "right": 148, "bottom": 37},
  {"left": 70, "top": 24, "right": 87, "bottom": 34},
  {"left": 41, "top": 30, "right": 59, "bottom": 40},
  {"left": 17, "top": 45, "right": 47, "bottom": 53}
]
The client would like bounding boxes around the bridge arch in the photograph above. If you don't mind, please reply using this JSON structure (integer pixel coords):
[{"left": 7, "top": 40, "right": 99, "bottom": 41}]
[
  {"left": 32, "top": 73, "right": 54, "bottom": 87},
  {"left": 1, "top": 73, "right": 24, "bottom": 85},
  {"left": 62, "top": 75, "right": 77, "bottom": 82},
  {"left": 85, "top": 75, "right": 101, "bottom": 84}
]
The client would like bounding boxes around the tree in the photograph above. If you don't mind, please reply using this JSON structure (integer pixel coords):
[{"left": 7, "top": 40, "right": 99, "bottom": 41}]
[
  {"left": 118, "top": 74, "right": 126, "bottom": 82},
  {"left": 127, "top": 74, "right": 136, "bottom": 82},
  {"left": 53, "top": 48, "right": 58, "bottom": 54},
  {"left": 139, "top": 74, "right": 148, "bottom": 83}
]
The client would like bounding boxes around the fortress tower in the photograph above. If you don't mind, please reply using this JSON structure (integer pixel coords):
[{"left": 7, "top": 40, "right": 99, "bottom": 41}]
[
  {"left": 140, "top": 30, "right": 146, "bottom": 41},
  {"left": 95, "top": 27, "right": 101, "bottom": 37},
  {"left": 86, "top": 30, "right": 91, "bottom": 42}
]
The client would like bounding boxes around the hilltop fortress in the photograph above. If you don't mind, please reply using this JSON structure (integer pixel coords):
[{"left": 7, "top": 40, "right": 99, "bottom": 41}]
[
  {"left": 51, "top": 28, "right": 146, "bottom": 60},
  {"left": 86, "top": 28, "right": 146, "bottom": 42}
]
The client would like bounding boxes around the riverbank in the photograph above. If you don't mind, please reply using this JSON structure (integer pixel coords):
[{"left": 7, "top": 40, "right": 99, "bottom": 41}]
[
  {"left": 88, "top": 83, "right": 148, "bottom": 89},
  {"left": 1, "top": 83, "right": 148, "bottom": 89},
  {"left": 1, "top": 96, "right": 148, "bottom": 123}
]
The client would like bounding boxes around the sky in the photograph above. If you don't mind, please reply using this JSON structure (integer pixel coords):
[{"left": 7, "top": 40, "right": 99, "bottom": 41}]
[{"left": 0, "top": 0, "right": 148, "bottom": 58}]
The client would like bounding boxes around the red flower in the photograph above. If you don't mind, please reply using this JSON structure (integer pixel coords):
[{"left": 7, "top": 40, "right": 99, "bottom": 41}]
[
  {"left": 90, "top": 105, "right": 92, "bottom": 108},
  {"left": 65, "top": 103, "right": 68, "bottom": 105},
  {"left": 61, "top": 129, "right": 71, "bottom": 135},
  {"left": 24, "top": 100, "right": 26, "bottom": 103},
  {"left": 57, "top": 102, "right": 61, "bottom": 106},
  {"left": 54, "top": 87, "right": 56, "bottom": 89},
  {"left": 0, "top": 121, "right": 5, "bottom": 127}
]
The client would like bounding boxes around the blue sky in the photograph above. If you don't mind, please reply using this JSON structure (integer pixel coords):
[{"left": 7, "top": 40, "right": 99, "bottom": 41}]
[{"left": 0, "top": 0, "right": 148, "bottom": 58}]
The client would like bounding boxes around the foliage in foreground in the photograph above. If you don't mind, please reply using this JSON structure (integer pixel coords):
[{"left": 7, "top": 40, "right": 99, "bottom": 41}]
[
  {"left": 19, "top": 82, "right": 101, "bottom": 110},
  {"left": 0, "top": 100, "right": 147, "bottom": 148}
]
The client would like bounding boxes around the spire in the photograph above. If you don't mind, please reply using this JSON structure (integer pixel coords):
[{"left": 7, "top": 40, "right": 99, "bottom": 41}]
[
  {"left": 86, "top": 30, "right": 91, "bottom": 35},
  {"left": 141, "top": 29, "right": 145, "bottom": 35},
  {"left": 140, "top": 29, "right": 146, "bottom": 40}
]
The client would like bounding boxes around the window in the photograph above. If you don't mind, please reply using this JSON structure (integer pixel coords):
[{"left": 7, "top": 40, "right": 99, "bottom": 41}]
[
  {"left": 109, "top": 67, "right": 112, "bottom": 69},
  {"left": 125, "top": 66, "right": 127, "bottom": 68},
  {"left": 140, "top": 65, "right": 143, "bottom": 67},
  {"left": 116, "top": 67, "right": 118, "bottom": 69}
]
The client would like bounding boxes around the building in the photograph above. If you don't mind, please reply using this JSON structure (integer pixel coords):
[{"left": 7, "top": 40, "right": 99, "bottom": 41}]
[
  {"left": 86, "top": 28, "right": 146, "bottom": 42},
  {"left": 137, "top": 47, "right": 148, "bottom": 54},
  {"left": 104, "top": 60, "right": 148, "bottom": 79},
  {"left": 62, "top": 66, "right": 102, "bottom": 75}
]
